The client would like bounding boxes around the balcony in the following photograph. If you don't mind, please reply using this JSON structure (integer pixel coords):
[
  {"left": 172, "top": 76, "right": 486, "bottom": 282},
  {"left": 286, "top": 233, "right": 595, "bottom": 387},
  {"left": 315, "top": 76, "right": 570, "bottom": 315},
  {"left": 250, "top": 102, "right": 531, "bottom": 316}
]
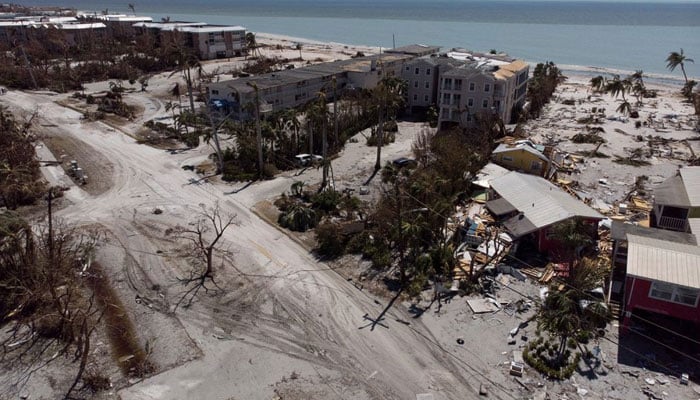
[{"left": 657, "top": 216, "right": 688, "bottom": 232}]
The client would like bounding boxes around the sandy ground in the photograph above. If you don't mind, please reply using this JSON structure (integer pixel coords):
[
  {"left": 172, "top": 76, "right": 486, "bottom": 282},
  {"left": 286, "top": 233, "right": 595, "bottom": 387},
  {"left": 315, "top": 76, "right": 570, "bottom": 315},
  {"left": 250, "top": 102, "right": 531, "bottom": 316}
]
[{"left": 1, "top": 34, "right": 699, "bottom": 400}]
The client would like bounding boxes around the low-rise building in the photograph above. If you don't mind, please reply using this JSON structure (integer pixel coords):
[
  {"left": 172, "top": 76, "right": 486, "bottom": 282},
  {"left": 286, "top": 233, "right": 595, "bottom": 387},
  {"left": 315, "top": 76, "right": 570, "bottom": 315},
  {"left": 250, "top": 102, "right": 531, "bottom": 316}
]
[
  {"left": 620, "top": 234, "right": 700, "bottom": 332},
  {"left": 486, "top": 171, "right": 603, "bottom": 256},
  {"left": 650, "top": 167, "right": 700, "bottom": 233},
  {"left": 133, "top": 21, "right": 247, "bottom": 60},
  {"left": 206, "top": 53, "right": 414, "bottom": 120},
  {"left": 491, "top": 141, "right": 552, "bottom": 177}
]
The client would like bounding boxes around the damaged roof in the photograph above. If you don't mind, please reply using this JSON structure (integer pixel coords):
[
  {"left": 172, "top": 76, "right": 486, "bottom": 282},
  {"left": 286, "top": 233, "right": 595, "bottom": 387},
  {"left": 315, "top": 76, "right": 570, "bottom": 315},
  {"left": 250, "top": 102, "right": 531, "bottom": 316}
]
[
  {"left": 486, "top": 197, "right": 517, "bottom": 216},
  {"left": 626, "top": 234, "right": 700, "bottom": 289},
  {"left": 654, "top": 167, "right": 700, "bottom": 208},
  {"left": 490, "top": 171, "right": 603, "bottom": 237}
]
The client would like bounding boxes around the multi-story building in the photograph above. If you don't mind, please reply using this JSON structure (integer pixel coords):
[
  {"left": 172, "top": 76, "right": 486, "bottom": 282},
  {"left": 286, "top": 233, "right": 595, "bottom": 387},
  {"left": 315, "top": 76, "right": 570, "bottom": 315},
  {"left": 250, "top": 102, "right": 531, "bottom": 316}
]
[
  {"left": 401, "top": 56, "right": 461, "bottom": 112},
  {"left": 206, "top": 52, "right": 416, "bottom": 120},
  {"left": 402, "top": 50, "right": 529, "bottom": 128}
]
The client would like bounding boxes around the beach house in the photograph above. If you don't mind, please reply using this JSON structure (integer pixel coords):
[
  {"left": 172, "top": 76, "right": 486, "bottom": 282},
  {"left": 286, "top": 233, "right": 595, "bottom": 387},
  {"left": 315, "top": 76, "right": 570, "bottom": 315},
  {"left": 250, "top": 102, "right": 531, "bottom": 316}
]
[
  {"left": 619, "top": 234, "right": 700, "bottom": 334},
  {"left": 650, "top": 166, "right": 700, "bottom": 233},
  {"left": 490, "top": 141, "right": 552, "bottom": 177},
  {"left": 486, "top": 171, "right": 603, "bottom": 256}
]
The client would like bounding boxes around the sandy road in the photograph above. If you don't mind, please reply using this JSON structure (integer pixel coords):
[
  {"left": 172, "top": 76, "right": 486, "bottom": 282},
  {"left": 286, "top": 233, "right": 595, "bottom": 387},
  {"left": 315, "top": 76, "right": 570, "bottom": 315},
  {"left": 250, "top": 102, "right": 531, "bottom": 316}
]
[{"left": 1, "top": 90, "right": 494, "bottom": 400}]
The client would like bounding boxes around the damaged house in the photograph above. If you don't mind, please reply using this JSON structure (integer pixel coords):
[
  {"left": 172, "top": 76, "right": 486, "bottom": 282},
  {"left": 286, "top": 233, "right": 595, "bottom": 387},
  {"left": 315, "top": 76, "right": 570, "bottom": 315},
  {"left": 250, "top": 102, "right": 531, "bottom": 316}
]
[
  {"left": 486, "top": 171, "right": 603, "bottom": 256},
  {"left": 490, "top": 140, "right": 553, "bottom": 178},
  {"left": 650, "top": 166, "right": 700, "bottom": 234}
]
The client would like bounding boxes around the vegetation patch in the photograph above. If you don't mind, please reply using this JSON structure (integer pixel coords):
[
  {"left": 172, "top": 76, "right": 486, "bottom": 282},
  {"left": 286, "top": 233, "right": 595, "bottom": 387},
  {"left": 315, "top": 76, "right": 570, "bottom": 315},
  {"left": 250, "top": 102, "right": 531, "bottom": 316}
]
[{"left": 523, "top": 337, "right": 582, "bottom": 380}]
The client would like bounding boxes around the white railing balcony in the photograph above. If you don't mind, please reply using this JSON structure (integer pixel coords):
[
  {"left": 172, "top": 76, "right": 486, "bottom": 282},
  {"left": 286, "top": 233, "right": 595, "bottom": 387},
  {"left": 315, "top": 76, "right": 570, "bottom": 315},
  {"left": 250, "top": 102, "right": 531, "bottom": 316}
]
[{"left": 658, "top": 216, "right": 688, "bottom": 232}]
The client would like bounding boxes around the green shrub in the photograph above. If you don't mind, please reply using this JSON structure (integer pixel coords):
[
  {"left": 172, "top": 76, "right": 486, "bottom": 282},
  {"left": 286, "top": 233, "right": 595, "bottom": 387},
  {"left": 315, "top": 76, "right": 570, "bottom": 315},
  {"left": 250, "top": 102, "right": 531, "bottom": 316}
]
[
  {"left": 311, "top": 190, "right": 341, "bottom": 213},
  {"left": 278, "top": 204, "right": 317, "bottom": 232}
]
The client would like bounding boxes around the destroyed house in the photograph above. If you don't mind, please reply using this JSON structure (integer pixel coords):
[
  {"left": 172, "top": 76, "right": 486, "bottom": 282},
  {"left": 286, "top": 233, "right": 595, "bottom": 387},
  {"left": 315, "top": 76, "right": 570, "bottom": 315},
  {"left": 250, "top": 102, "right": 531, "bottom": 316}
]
[
  {"left": 650, "top": 167, "right": 700, "bottom": 234},
  {"left": 619, "top": 234, "right": 700, "bottom": 333},
  {"left": 486, "top": 171, "right": 603, "bottom": 255}
]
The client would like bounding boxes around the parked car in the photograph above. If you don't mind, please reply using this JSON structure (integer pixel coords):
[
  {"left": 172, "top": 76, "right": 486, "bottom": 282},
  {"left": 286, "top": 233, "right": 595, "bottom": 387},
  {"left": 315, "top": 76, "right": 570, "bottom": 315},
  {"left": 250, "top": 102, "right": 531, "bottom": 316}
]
[
  {"left": 392, "top": 157, "right": 417, "bottom": 168},
  {"left": 295, "top": 154, "right": 323, "bottom": 166}
]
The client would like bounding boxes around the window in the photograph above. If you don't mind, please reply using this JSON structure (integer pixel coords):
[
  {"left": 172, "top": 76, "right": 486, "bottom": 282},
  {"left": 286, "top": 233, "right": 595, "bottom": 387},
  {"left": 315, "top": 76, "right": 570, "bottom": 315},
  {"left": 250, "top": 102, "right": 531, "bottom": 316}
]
[
  {"left": 467, "top": 98, "right": 474, "bottom": 107},
  {"left": 649, "top": 282, "right": 700, "bottom": 306},
  {"left": 469, "top": 82, "right": 475, "bottom": 91},
  {"left": 405, "top": 66, "right": 410, "bottom": 71},
  {"left": 482, "top": 99, "right": 488, "bottom": 108},
  {"left": 211, "top": 89, "right": 219, "bottom": 95},
  {"left": 426, "top": 68, "right": 431, "bottom": 75},
  {"left": 415, "top": 67, "right": 420, "bottom": 75},
  {"left": 484, "top": 83, "right": 491, "bottom": 92},
  {"left": 455, "top": 79, "right": 462, "bottom": 90},
  {"left": 502, "top": 155, "right": 513, "bottom": 162},
  {"left": 442, "top": 93, "right": 450, "bottom": 105},
  {"left": 414, "top": 81, "right": 419, "bottom": 88},
  {"left": 425, "top": 81, "right": 430, "bottom": 89},
  {"left": 424, "top": 95, "right": 429, "bottom": 102},
  {"left": 531, "top": 161, "right": 542, "bottom": 171},
  {"left": 413, "top": 94, "right": 418, "bottom": 101},
  {"left": 453, "top": 94, "right": 461, "bottom": 105},
  {"left": 466, "top": 113, "right": 472, "bottom": 122}
]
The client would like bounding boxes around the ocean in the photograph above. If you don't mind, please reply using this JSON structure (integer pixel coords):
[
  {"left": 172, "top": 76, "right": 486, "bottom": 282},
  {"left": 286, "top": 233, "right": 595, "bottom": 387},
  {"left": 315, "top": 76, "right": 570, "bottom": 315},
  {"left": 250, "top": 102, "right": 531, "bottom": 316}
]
[{"left": 22, "top": 0, "right": 700, "bottom": 79}]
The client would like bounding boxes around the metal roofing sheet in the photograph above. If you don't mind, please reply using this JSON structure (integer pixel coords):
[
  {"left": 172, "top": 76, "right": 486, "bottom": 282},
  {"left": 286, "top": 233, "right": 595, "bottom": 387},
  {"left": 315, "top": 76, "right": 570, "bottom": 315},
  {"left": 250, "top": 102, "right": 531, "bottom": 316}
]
[
  {"left": 489, "top": 171, "right": 603, "bottom": 236},
  {"left": 492, "top": 143, "right": 549, "bottom": 162},
  {"left": 610, "top": 221, "right": 697, "bottom": 245},
  {"left": 626, "top": 234, "right": 700, "bottom": 289},
  {"left": 680, "top": 167, "right": 700, "bottom": 206}
]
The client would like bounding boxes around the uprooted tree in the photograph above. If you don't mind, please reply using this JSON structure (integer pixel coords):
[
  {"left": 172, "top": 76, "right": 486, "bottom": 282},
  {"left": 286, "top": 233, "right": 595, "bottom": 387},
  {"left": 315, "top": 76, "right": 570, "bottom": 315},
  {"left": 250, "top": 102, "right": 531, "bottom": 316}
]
[{"left": 173, "top": 202, "right": 238, "bottom": 309}]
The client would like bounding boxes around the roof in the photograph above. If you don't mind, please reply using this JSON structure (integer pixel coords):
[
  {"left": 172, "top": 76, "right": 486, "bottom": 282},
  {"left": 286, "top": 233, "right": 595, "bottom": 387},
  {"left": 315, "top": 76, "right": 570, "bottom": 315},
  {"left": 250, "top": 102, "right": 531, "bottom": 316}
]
[
  {"left": 626, "top": 234, "right": 700, "bottom": 289},
  {"left": 472, "top": 162, "right": 510, "bottom": 188},
  {"left": 653, "top": 167, "right": 700, "bottom": 208},
  {"left": 486, "top": 197, "right": 517, "bottom": 216},
  {"left": 490, "top": 171, "right": 603, "bottom": 237},
  {"left": 57, "top": 22, "right": 106, "bottom": 30},
  {"left": 689, "top": 218, "right": 700, "bottom": 237},
  {"left": 610, "top": 220, "right": 697, "bottom": 245},
  {"left": 385, "top": 44, "right": 440, "bottom": 56},
  {"left": 221, "top": 53, "right": 412, "bottom": 94},
  {"left": 164, "top": 25, "right": 245, "bottom": 33},
  {"left": 492, "top": 143, "right": 549, "bottom": 163},
  {"left": 680, "top": 167, "right": 700, "bottom": 206}
]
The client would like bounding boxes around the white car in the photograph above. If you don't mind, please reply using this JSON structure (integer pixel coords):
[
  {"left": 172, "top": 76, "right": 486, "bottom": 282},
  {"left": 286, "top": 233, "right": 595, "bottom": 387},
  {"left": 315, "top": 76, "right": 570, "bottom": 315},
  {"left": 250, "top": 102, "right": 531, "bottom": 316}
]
[{"left": 295, "top": 154, "right": 323, "bottom": 166}]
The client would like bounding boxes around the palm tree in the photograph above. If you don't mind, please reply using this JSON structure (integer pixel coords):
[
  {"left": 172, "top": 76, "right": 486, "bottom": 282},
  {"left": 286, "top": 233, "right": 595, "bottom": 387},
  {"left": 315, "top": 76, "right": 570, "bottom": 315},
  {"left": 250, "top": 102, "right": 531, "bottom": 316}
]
[
  {"left": 372, "top": 76, "right": 407, "bottom": 171},
  {"left": 666, "top": 48, "right": 694, "bottom": 85},
  {"left": 169, "top": 47, "right": 201, "bottom": 113},
  {"left": 616, "top": 100, "right": 632, "bottom": 116},
  {"left": 296, "top": 43, "right": 303, "bottom": 60},
  {"left": 245, "top": 32, "right": 260, "bottom": 59},
  {"left": 128, "top": 3, "right": 136, "bottom": 15},
  {"left": 590, "top": 75, "right": 605, "bottom": 93},
  {"left": 605, "top": 75, "right": 630, "bottom": 101}
]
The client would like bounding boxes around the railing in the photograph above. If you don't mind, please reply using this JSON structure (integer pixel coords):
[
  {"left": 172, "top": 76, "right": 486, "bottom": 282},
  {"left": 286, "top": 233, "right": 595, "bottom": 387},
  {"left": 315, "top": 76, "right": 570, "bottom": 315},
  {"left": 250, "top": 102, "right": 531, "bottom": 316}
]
[{"left": 658, "top": 216, "right": 688, "bottom": 232}]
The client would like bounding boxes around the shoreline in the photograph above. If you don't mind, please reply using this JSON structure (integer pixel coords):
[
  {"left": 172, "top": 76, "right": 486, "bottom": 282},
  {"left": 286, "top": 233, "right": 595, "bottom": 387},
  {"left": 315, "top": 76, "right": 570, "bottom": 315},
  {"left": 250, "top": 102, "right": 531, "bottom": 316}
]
[{"left": 254, "top": 31, "right": 688, "bottom": 89}]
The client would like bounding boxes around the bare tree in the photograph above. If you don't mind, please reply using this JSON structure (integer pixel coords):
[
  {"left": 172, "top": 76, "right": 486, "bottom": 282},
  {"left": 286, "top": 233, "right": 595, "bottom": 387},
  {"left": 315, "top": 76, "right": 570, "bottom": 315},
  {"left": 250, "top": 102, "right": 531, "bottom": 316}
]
[
  {"left": 0, "top": 209, "right": 103, "bottom": 399},
  {"left": 174, "top": 202, "right": 237, "bottom": 309}
]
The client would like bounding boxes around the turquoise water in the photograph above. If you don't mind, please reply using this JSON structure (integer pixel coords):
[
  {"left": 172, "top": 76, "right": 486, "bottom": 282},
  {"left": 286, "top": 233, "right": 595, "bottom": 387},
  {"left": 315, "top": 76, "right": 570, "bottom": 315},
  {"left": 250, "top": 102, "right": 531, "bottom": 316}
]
[{"left": 24, "top": 1, "right": 700, "bottom": 77}]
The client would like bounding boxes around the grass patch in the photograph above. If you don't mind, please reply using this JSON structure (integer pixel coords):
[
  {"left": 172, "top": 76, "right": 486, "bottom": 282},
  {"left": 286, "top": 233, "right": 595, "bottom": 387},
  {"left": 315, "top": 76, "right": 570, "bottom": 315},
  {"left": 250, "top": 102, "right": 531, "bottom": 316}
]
[{"left": 86, "top": 262, "right": 155, "bottom": 378}]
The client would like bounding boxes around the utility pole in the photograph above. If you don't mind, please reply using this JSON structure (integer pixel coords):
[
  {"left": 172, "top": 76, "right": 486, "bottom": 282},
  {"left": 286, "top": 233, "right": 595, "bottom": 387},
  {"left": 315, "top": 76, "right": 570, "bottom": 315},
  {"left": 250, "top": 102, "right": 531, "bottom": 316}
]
[{"left": 396, "top": 183, "right": 406, "bottom": 287}]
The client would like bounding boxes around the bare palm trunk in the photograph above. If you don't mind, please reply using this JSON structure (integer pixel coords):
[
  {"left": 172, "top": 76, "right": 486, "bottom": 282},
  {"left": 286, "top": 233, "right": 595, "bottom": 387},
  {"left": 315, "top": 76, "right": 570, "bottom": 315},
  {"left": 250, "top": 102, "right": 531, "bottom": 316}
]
[
  {"left": 681, "top": 63, "right": 689, "bottom": 84},
  {"left": 374, "top": 105, "right": 384, "bottom": 171},
  {"left": 321, "top": 115, "right": 328, "bottom": 190}
]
